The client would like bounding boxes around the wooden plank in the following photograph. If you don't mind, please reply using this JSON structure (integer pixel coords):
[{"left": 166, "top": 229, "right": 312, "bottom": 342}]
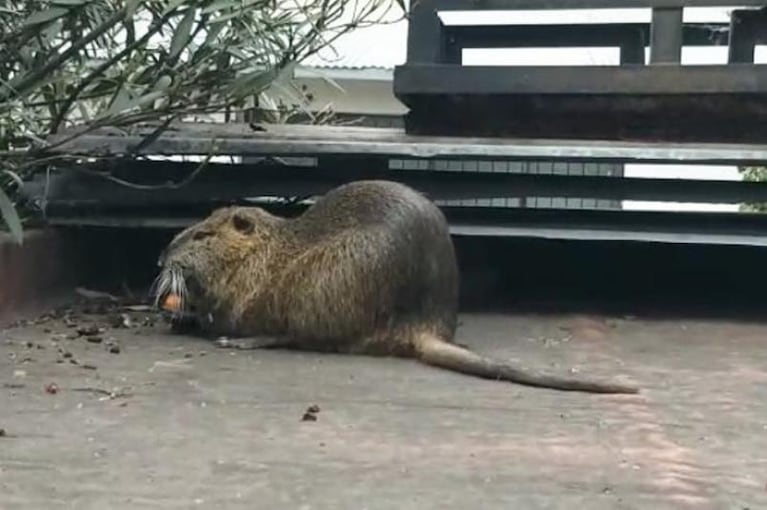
[
  {"left": 394, "top": 64, "right": 767, "bottom": 95},
  {"left": 450, "top": 23, "right": 727, "bottom": 49},
  {"left": 45, "top": 122, "right": 767, "bottom": 164}
]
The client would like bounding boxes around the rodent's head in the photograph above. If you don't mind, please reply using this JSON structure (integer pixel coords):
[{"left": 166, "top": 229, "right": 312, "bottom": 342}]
[{"left": 152, "top": 206, "right": 280, "bottom": 316}]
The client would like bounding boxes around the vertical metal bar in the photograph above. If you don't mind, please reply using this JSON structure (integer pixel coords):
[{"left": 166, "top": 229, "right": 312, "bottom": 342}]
[
  {"left": 406, "top": 0, "right": 447, "bottom": 64},
  {"left": 649, "top": 7, "right": 683, "bottom": 64}
]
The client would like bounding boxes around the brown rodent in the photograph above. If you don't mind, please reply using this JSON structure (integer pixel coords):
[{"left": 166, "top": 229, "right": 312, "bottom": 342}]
[{"left": 153, "top": 180, "right": 638, "bottom": 394}]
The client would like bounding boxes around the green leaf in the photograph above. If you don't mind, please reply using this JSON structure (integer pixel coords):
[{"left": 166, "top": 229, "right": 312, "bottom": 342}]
[
  {"left": 126, "top": 0, "right": 141, "bottom": 17},
  {"left": 153, "top": 75, "right": 173, "bottom": 91},
  {"left": 209, "top": 12, "right": 241, "bottom": 24},
  {"left": 106, "top": 84, "right": 133, "bottom": 116},
  {"left": 0, "top": 185, "right": 23, "bottom": 245},
  {"left": 229, "top": 67, "right": 279, "bottom": 98},
  {"left": 161, "top": 0, "right": 189, "bottom": 16},
  {"left": 51, "top": 0, "right": 90, "bottom": 5},
  {"left": 201, "top": 0, "right": 238, "bottom": 14},
  {"left": 170, "top": 8, "right": 196, "bottom": 60},
  {"left": 2, "top": 170, "right": 24, "bottom": 189},
  {"left": 41, "top": 18, "right": 64, "bottom": 40},
  {"left": 22, "top": 7, "right": 69, "bottom": 27}
]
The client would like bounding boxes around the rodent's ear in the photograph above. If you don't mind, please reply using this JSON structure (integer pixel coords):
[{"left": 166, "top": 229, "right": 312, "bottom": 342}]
[{"left": 231, "top": 212, "right": 255, "bottom": 234}]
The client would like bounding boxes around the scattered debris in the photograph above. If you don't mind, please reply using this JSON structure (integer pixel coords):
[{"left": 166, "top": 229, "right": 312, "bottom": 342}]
[
  {"left": 77, "top": 325, "right": 102, "bottom": 337},
  {"left": 109, "top": 314, "right": 133, "bottom": 329},
  {"left": 215, "top": 337, "right": 231, "bottom": 348},
  {"left": 80, "top": 363, "right": 98, "bottom": 370},
  {"left": 3, "top": 382, "right": 25, "bottom": 389},
  {"left": 44, "top": 382, "right": 59, "bottom": 394},
  {"left": 13, "top": 370, "right": 26, "bottom": 378},
  {"left": 75, "top": 287, "right": 120, "bottom": 302},
  {"left": 301, "top": 404, "right": 321, "bottom": 422},
  {"left": 72, "top": 386, "right": 131, "bottom": 400},
  {"left": 301, "top": 412, "right": 318, "bottom": 422},
  {"left": 149, "top": 358, "right": 192, "bottom": 372},
  {"left": 123, "top": 305, "right": 153, "bottom": 312}
]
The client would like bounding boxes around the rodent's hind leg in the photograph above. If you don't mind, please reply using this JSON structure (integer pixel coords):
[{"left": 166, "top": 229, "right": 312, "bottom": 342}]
[{"left": 214, "top": 336, "right": 292, "bottom": 350}]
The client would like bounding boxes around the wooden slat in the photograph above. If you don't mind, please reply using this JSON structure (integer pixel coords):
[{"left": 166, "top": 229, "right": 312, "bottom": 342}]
[
  {"left": 41, "top": 208, "right": 767, "bottom": 247},
  {"left": 45, "top": 122, "right": 767, "bottom": 164},
  {"left": 394, "top": 64, "right": 767, "bottom": 95}
]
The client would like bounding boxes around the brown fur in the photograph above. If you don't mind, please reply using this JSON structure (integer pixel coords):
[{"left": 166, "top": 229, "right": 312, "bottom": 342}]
[{"left": 153, "top": 180, "right": 638, "bottom": 394}]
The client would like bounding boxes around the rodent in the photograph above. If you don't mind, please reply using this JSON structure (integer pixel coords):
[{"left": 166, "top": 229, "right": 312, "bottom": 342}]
[{"left": 153, "top": 180, "right": 638, "bottom": 394}]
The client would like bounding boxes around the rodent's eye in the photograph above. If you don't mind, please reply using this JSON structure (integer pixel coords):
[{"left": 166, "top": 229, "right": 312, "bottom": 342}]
[{"left": 231, "top": 213, "right": 254, "bottom": 234}]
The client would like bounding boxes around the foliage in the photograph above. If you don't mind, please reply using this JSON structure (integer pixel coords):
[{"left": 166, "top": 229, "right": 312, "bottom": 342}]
[
  {"left": 738, "top": 166, "right": 767, "bottom": 212},
  {"left": 0, "top": 0, "right": 404, "bottom": 243}
]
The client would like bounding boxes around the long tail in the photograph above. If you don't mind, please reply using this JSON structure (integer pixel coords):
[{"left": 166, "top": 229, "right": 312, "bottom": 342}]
[{"left": 413, "top": 334, "right": 639, "bottom": 394}]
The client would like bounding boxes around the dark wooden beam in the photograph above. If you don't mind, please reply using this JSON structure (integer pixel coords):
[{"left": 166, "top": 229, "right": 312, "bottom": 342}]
[
  {"left": 448, "top": 23, "right": 727, "bottom": 49},
  {"left": 394, "top": 64, "right": 767, "bottom": 94}
]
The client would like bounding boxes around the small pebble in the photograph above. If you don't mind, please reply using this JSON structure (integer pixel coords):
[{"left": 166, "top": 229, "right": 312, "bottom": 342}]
[
  {"left": 77, "top": 325, "right": 101, "bottom": 337},
  {"left": 0, "top": 428, "right": 6, "bottom": 437},
  {"left": 86, "top": 336, "right": 103, "bottom": 344},
  {"left": 44, "top": 383, "right": 59, "bottom": 395},
  {"left": 108, "top": 345, "right": 121, "bottom": 354}
]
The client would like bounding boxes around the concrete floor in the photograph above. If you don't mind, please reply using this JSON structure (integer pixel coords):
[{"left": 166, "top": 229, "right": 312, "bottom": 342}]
[{"left": 1, "top": 307, "right": 766, "bottom": 509}]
